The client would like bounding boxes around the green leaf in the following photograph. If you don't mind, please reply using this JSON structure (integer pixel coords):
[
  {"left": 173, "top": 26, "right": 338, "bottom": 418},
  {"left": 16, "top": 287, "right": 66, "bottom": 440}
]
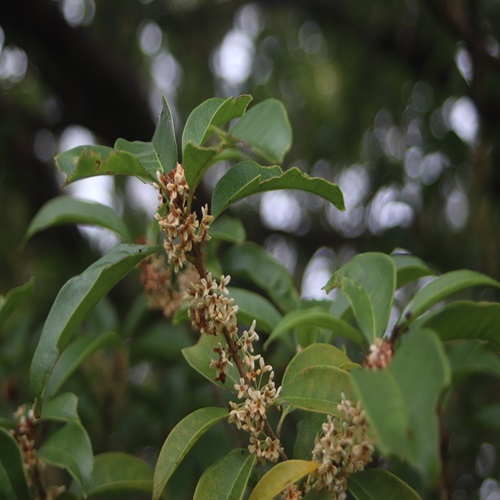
[
  {"left": 391, "top": 253, "right": 436, "bottom": 288},
  {"left": 41, "top": 392, "right": 80, "bottom": 423},
  {"left": 229, "top": 99, "right": 292, "bottom": 164},
  {"left": 293, "top": 412, "right": 327, "bottom": 460},
  {"left": 348, "top": 469, "right": 421, "bottom": 500},
  {"left": 398, "top": 270, "right": 500, "bottom": 327},
  {"left": 265, "top": 307, "right": 365, "bottom": 349},
  {"left": 222, "top": 243, "right": 299, "bottom": 313},
  {"left": 183, "top": 142, "right": 218, "bottom": 190},
  {"left": 275, "top": 365, "right": 355, "bottom": 416},
  {"left": 211, "top": 161, "right": 345, "bottom": 219},
  {"left": 182, "top": 334, "right": 240, "bottom": 390},
  {"left": 0, "top": 427, "right": 31, "bottom": 500},
  {"left": 209, "top": 216, "right": 247, "bottom": 243},
  {"left": 46, "top": 332, "right": 122, "bottom": 398},
  {"left": 282, "top": 344, "right": 357, "bottom": 388},
  {"left": 55, "top": 145, "right": 153, "bottom": 186},
  {"left": 182, "top": 95, "right": 252, "bottom": 151},
  {"left": 38, "top": 421, "right": 93, "bottom": 492},
  {"left": 30, "top": 244, "right": 159, "bottom": 417},
  {"left": 249, "top": 460, "right": 319, "bottom": 500},
  {"left": 0, "top": 278, "right": 34, "bottom": 329},
  {"left": 446, "top": 340, "right": 500, "bottom": 379},
  {"left": 473, "top": 404, "right": 500, "bottom": 432},
  {"left": 323, "top": 253, "right": 396, "bottom": 343},
  {"left": 152, "top": 95, "right": 178, "bottom": 173},
  {"left": 153, "top": 407, "right": 228, "bottom": 500},
  {"left": 87, "top": 453, "right": 153, "bottom": 496},
  {"left": 193, "top": 449, "right": 255, "bottom": 500},
  {"left": 229, "top": 287, "right": 282, "bottom": 334},
  {"left": 24, "top": 196, "right": 132, "bottom": 245},
  {"left": 352, "top": 329, "right": 450, "bottom": 484},
  {"left": 414, "top": 301, "right": 500, "bottom": 349},
  {"left": 114, "top": 140, "right": 166, "bottom": 181}
]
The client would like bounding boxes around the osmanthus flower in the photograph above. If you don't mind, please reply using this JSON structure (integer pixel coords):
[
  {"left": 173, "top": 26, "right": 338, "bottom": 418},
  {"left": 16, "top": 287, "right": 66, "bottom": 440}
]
[
  {"left": 305, "top": 394, "right": 374, "bottom": 499},
  {"left": 364, "top": 337, "right": 393, "bottom": 369},
  {"left": 154, "top": 164, "right": 213, "bottom": 272}
]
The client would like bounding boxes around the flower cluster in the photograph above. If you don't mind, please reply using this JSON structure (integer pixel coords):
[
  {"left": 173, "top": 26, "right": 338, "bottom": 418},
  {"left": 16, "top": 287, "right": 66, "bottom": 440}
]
[
  {"left": 364, "top": 337, "right": 393, "bottom": 370},
  {"left": 10, "top": 405, "right": 37, "bottom": 484},
  {"left": 154, "top": 163, "right": 213, "bottom": 272},
  {"left": 228, "top": 321, "right": 284, "bottom": 464},
  {"left": 306, "top": 394, "right": 374, "bottom": 499},
  {"left": 140, "top": 255, "right": 199, "bottom": 318},
  {"left": 184, "top": 273, "right": 238, "bottom": 339}
]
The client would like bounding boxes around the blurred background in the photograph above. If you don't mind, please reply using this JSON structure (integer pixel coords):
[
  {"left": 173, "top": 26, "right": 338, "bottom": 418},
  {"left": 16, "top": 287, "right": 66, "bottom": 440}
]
[{"left": 1, "top": 0, "right": 500, "bottom": 498}]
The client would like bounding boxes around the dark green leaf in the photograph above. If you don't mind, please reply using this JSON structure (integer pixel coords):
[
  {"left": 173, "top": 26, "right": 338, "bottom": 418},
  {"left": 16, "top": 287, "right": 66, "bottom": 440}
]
[
  {"left": 88, "top": 453, "right": 153, "bottom": 496},
  {"left": 0, "top": 427, "right": 31, "bottom": 499},
  {"left": 399, "top": 271, "right": 500, "bottom": 327},
  {"left": 248, "top": 460, "right": 319, "bottom": 500},
  {"left": 38, "top": 421, "right": 93, "bottom": 492},
  {"left": 472, "top": 404, "right": 500, "bottom": 432},
  {"left": 182, "top": 95, "right": 252, "bottom": 151},
  {"left": 414, "top": 301, "right": 500, "bottom": 349},
  {"left": 30, "top": 244, "right": 159, "bottom": 417},
  {"left": 209, "top": 216, "right": 246, "bottom": 243},
  {"left": 183, "top": 142, "right": 218, "bottom": 191},
  {"left": 348, "top": 469, "right": 421, "bottom": 500},
  {"left": 222, "top": 243, "right": 298, "bottom": 313},
  {"left": 193, "top": 449, "right": 255, "bottom": 500},
  {"left": 446, "top": 340, "right": 500, "bottom": 379},
  {"left": 41, "top": 392, "right": 80, "bottom": 423},
  {"left": 229, "top": 287, "right": 282, "bottom": 334},
  {"left": 153, "top": 407, "right": 228, "bottom": 500},
  {"left": 46, "top": 332, "right": 122, "bottom": 398},
  {"left": 181, "top": 334, "right": 240, "bottom": 390},
  {"left": 24, "top": 196, "right": 132, "bottom": 245},
  {"left": 211, "top": 161, "right": 345, "bottom": 219},
  {"left": 152, "top": 95, "right": 178, "bottom": 173},
  {"left": 391, "top": 253, "right": 436, "bottom": 288},
  {"left": 293, "top": 412, "right": 326, "bottom": 460},
  {"left": 55, "top": 145, "right": 153, "bottom": 186},
  {"left": 276, "top": 365, "right": 355, "bottom": 416},
  {"left": 265, "top": 307, "right": 365, "bottom": 349},
  {"left": 323, "top": 253, "right": 396, "bottom": 343},
  {"left": 0, "top": 278, "right": 34, "bottom": 329},
  {"left": 228, "top": 99, "right": 292, "bottom": 164}
]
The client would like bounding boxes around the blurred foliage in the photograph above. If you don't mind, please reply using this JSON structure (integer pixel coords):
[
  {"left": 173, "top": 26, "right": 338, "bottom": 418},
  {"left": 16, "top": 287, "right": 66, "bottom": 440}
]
[{"left": 1, "top": 0, "right": 500, "bottom": 498}]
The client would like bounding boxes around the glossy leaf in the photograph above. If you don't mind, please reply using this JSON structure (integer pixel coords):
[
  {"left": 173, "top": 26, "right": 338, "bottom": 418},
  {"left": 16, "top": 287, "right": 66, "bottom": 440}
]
[
  {"left": 398, "top": 270, "right": 500, "bottom": 327},
  {"left": 46, "top": 332, "right": 122, "bottom": 398},
  {"left": 229, "top": 287, "right": 282, "bottom": 334},
  {"left": 0, "top": 278, "right": 34, "bottom": 329},
  {"left": 114, "top": 139, "right": 166, "bottom": 180},
  {"left": 153, "top": 407, "right": 228, "bottom": 500},
  {"left": 222, "top": 243, "right": 299, "bottom": 313},
  {"left": 30, "top": 244, "right": 159, "bottom": 417},
  {"left": 0, "top": 427, "right": 31, "bottom": 499},
  {"left": 323, "top": 253, "right": 396, "bottom": 343},
  {"left": 38, "top": 421, "right": 93, "bottom": 492},
  {"left": 281, "top": 344, "right": 358, "bottom": 388},
  {"left": 41, "top": 392, "right": 80, "bottom": 423},
  {"left": 249, "top": 460, "right": 319, "bottom": 500},
  {"left": 228, "top": 99, "right": 292, "bottom": 164},
  {"left": 211, "top": 161, "right": 345, "bottom": 219},
  {"left": 87, "top": 453, "right": 153, "bottom": 496},
  {"left": 275, "top": 365, "right": 355, "bottom": 416},
  {"left": 391, "top": 253, "right": 436, "bottom": 288},
  {"left": 181, "top": 334, "right": 240, "bottom": 390},
  {"left": 193, "top": 449, "right": 255, "bottom": 500},
  {"left": 209, "top": 216, "right": 247, "bottom": 243},
  {"left": 414, "top": 301, "right": 500, "bottom": 349},
  {"left": 265, "top": 307, "right": 365, "bottom": 349},
  {"left": 183, "top": 142, "right": 218, "bottom": 190},
  {"left": 182, "top": 95, "right": 252, "bottom": 151},
  {"left": 352, "top": 329, "right": 450, "bottom": 484},
  {"left": 348, "top": 469, "right": 421, "bottom": 500},
  {"left": 151, "top": 94, "right": 178, "bottom": 173},
  {"left": 24, "top": 196, "right": 132, "bottom": 244},
  {"left": 55, "top": 145, "right": 153, "bottom": 186}
]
